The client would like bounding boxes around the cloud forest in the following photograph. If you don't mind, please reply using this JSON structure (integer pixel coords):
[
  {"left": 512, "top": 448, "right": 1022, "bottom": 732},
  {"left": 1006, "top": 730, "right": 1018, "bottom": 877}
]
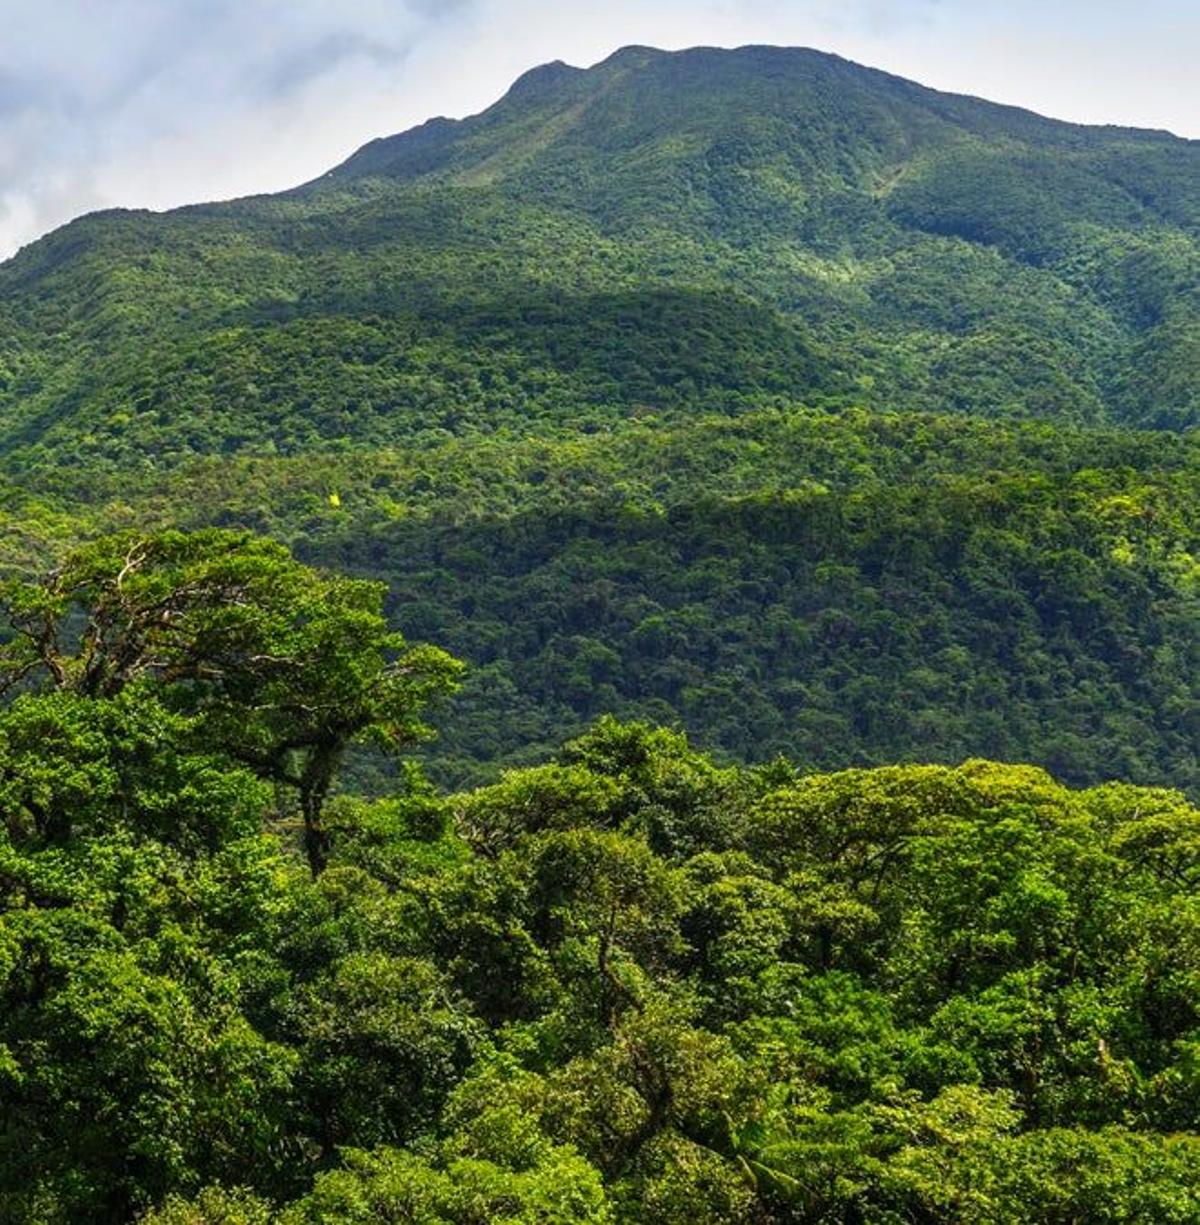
[{"left": 0, "top": 44, "right": 1197, "bottom": 1224}]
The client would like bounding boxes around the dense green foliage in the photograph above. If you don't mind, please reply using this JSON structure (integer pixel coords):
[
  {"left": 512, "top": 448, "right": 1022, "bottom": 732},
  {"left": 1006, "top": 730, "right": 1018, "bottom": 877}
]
[
  {"left": 27, "top": 409, "right": 1197, "bottom": 793},
  {"left": 0, "top": 45, "right": 1194, "bottom": 793},
  {"left": 332, "top": 426, "right": 1198, "bottom": 791},
  {"left": 0, "top": 50, "right": 1196, "bottom": 1218},
  {"left": 0, "top": 46, "right": 1196, "bottom": 476},
  {"left": 0, "top": 530, "right": 461, "bottom": 871},
  {"left": 4, "top": 534, "right": 1200, "bottom": 1222}
]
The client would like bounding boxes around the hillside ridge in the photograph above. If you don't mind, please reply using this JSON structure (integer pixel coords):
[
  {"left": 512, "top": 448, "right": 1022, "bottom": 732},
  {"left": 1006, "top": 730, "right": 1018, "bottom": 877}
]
[{"left": 318, "top": 43, "right": 1194, "bottom": 191}]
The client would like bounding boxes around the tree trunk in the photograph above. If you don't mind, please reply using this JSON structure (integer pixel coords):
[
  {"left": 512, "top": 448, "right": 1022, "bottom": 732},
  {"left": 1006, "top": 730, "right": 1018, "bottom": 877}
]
[{"left": 299, "top": 743, "right": 341, "bottom": 878}]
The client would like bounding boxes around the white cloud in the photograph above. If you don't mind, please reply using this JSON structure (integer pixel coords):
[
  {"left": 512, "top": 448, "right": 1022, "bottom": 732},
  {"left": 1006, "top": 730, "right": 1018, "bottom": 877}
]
[{"left": 0, "top": 0, "right": 1194, "bottom": 258}]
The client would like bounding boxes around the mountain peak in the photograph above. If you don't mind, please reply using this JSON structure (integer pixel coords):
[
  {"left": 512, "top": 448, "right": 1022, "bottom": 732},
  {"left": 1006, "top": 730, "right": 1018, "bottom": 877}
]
[
  {"left": 598, "top": 45, "right": 666, "bottom": 67},
  {"left": 502, "top": 58, "right": 585, "bottom": 102},
  {"left": 322, "top": 40, "right": 1190, "bottom": 196}
]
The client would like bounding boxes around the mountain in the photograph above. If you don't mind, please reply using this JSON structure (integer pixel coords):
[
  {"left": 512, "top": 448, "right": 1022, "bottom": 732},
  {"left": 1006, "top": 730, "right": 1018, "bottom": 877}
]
[
  {"left": 0, "top": 44, "right": 1196, "bottom": 474},
  {"left": 5, "top": 45, "right": 1200, "bottom": 1225},
  {"left": 0, "top": 45, "right": 1196, "bottom": 791}
]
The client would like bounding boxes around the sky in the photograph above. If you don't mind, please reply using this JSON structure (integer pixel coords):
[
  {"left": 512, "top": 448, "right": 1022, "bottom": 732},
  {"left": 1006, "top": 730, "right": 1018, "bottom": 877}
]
[{"left": 0, "top": 0, "right": 1196, "bottom": 258}]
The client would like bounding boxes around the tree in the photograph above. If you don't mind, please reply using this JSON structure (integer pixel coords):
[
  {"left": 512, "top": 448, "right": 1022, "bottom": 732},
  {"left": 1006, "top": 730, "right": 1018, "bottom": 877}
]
[
  {"left": 0, "top": 839, "right": 298, "bottom": 1222},
  {"left": 0, "top": 530, "right": 462, "bottom": 874}
]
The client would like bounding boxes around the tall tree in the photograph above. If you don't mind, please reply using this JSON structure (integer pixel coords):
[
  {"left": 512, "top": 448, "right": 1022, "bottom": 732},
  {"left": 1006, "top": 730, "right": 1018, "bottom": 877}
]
[{"left": 0, "top": 529, "right": 462, "bottom": 873}]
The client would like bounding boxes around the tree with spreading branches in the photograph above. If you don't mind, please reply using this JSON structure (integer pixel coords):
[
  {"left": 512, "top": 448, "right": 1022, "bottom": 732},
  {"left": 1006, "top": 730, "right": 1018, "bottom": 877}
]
[{"left": 0, "top": 529, "right": 462, "bottom": 874}]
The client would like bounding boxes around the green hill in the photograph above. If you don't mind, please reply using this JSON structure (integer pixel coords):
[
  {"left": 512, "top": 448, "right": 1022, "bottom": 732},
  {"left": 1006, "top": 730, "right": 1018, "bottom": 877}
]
[
  {"left": 1, "top": 44, "right": 1196, "bottom": 472},
  {"left": 0, "top": 45, "right": 1196, "bottom": 791},
  {"left": 31, "top": 409, "right": 1200, "bottom": 794}
]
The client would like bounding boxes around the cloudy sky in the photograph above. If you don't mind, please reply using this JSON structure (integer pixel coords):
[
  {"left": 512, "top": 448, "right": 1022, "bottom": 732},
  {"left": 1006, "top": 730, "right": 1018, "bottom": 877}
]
[{"left": 0, "top": 0, "right": 1195, "bottom": 257}]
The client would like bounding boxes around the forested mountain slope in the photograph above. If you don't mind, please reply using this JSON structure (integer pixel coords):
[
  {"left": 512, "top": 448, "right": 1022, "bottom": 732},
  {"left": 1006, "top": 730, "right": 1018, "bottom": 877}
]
[
  {"left": 31, "top": 410, "right": 1200, "bottom": 794},
  {"left": 1, "top": 47, "right": 1200, "bottom": 1221},
  {"left": 0, "top": 45, "right": 1196, "bottom": 792},
  {"left": 0, "top": 44, "right": 1196, "bottom": 473}
]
